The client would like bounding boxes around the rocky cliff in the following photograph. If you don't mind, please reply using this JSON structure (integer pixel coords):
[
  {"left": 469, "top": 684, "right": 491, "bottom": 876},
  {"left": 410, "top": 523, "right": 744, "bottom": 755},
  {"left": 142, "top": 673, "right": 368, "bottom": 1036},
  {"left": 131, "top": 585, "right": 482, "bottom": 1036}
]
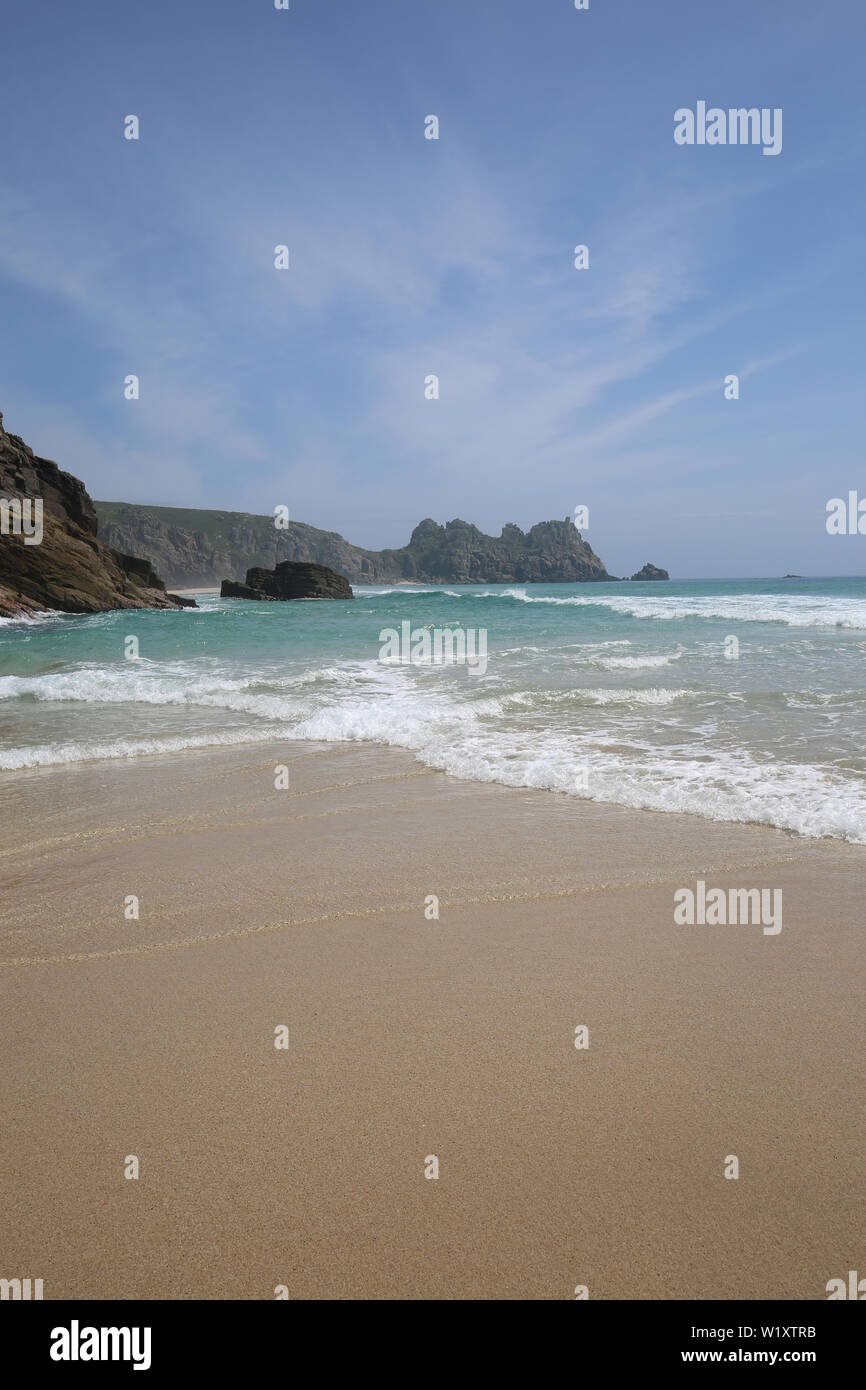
[
  {"left": 221, "top": 561, "right": 354, "bottom": 601},
  {"left": 0, "top": 413, "right": 190, "bottom": 617},
  {"left": 384, "top": 517, "right": 612, "bottom": 584},
  {"left": 95, "top": 504, "right": 617, "bottom": 587}
]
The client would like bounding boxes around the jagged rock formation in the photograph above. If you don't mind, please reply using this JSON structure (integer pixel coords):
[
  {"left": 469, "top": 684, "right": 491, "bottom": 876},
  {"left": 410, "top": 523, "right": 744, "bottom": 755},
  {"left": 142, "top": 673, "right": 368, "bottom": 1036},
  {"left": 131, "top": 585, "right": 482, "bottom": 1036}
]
[
  {"left": 630, "top": 563, "right": 669, "bottom": 581},
  {"left": 96, "top": 503, "right": 618, "bottom": 587},
  {"left": 221, "top": 561, "right": 353, "bottom": 601},
  {"left": 384, "top": 518, "right": 615, "bottom": 584},
  {"left": 0, "top": 412, "right": 191, "bottom": 617}
]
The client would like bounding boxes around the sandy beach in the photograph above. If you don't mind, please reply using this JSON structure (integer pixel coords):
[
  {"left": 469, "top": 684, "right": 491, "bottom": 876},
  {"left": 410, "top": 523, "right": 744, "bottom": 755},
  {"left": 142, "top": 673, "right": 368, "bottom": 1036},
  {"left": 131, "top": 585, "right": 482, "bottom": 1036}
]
[{"left": 1, "top": 741, "right": 862, "bottom": 1300}]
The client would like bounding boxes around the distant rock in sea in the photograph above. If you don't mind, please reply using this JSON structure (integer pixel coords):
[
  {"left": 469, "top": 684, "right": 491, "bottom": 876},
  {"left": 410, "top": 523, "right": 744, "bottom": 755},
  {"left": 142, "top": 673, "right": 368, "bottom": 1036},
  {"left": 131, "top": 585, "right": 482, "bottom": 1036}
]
[
  {"left": 783, "top": 574, "right": 803, "bottom": 579},
  {"left": 221, "top": 560, "right": 354, "bottom": 601},
  {"left": 0, "top": 410, "right": 192, "bottom": 617},
  {"left": 630, "top": 563, "right": 669, "bottom": 581}
]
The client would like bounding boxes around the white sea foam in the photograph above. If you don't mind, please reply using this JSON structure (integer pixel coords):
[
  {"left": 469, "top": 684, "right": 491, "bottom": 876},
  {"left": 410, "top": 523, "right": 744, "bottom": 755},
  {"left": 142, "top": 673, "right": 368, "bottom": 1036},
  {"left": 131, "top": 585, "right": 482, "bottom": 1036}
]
[
  {"left": 0, "top": 609, "right": 65, "bottom": 627},
  {"left": 466, "top": 588, "right": 866, "bottom": 628},
  {"left": 595, "top": 653, "right": 682, "bottom": 670},
  {"left": 571, "top": 686, "right": 698, "bottom": 705},
  {"left": 354, "top": 586, "right": 463, "bottom": 597},
  {"left": 0, "top": 725, "right": 303, "bottom": 770},
  {"left": 286, "top": 681, "right": 866, "bottom": 843}
]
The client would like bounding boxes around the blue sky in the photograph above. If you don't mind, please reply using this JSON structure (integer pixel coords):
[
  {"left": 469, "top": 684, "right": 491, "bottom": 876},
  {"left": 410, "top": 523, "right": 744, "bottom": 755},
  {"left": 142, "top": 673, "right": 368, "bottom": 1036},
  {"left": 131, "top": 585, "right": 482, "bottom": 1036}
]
[{"left": 1, "top": 0, "right": 864, "bottom": 577}]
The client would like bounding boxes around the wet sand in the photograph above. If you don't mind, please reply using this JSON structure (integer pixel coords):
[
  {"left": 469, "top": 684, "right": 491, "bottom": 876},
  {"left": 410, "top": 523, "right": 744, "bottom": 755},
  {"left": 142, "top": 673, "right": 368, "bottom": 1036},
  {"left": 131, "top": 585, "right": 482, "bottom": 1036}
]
[{"left": 1, "top": 741, "right": 863, "bottom": 1299}]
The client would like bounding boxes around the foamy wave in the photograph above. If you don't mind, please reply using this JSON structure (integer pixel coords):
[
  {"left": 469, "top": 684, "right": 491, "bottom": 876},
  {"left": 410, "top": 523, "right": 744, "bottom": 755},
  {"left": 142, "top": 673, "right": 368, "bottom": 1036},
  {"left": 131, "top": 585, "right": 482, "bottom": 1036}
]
[
  {"left": 281, "top": 582, "right": 866, "bottom": 629},
  {"left": 0, "top": 725, "right": 300, "bottom": 770},
  {"left": 286, "top": 689, "right": 866, "bottom": 843},
  {"left": 0, "top": 609, "right": 65, "bottom": 627},
  {"left": 503, "top": 686, "right": 700, "bottom": 708},
  {"left": 0, "top": 666, "right": 313, "bottom": 723},
  {"left": 596, "top": 653, "right": 681, "bottom": 670},
  {"left": 354, "top": 586, "right": 463, "bottom": 597},
  {"left": 572, "top": 686, "right": 697, "bottom": 705},
  {"left": 2, "top": 633, "right": 865, "bottom": 842},
  {"left": 469, "top": 588, "right": 866, "bottom": 629}
]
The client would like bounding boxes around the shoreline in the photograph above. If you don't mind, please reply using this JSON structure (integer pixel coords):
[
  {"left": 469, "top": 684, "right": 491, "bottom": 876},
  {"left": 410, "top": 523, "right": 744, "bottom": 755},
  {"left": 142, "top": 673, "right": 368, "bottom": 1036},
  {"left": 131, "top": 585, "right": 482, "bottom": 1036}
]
[
  {"left": 2, "top": 739, "right": 863, "bottom": 1298},
  {"left": 0, "top": 731, "right": 862, "bottom": 849}
]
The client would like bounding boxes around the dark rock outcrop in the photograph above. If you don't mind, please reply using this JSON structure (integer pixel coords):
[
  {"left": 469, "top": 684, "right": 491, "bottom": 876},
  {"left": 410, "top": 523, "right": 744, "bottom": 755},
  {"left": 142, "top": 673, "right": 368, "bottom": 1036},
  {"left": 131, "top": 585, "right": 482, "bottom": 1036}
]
[
  {"left": 0, "top": 411, "right": 192, "bottom": 617},
  {"left": 630, "top": 563, "right": 669, "bottom": 581},
  {"left": 97, "top": 503, "right": 618, "bottom": 587},
  {"left": 221, "top": 560, "right": 353, "bottom": 601}
]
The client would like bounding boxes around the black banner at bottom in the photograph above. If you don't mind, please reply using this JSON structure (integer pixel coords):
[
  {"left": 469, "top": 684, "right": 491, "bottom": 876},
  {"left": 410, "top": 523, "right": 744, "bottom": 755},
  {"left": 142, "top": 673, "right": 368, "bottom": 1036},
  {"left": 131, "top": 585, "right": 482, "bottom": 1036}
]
[{"left": 2, "top": 1298, "right": 860, "bottom": 1374}]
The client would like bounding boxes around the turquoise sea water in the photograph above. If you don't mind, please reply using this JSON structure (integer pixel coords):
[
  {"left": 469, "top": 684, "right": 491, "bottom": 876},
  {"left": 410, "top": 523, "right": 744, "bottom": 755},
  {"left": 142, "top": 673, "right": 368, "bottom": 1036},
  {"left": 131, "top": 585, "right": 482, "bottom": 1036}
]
[{"left": 2, "top": 577, "right": 866, "bottom": 842}]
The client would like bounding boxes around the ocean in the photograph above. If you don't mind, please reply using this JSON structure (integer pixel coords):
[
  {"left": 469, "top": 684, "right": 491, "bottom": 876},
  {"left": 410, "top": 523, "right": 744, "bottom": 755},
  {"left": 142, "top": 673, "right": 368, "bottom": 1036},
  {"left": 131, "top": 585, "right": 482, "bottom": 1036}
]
[{"left": 1, "top": 577, "right": 865, "bottom": 844}]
